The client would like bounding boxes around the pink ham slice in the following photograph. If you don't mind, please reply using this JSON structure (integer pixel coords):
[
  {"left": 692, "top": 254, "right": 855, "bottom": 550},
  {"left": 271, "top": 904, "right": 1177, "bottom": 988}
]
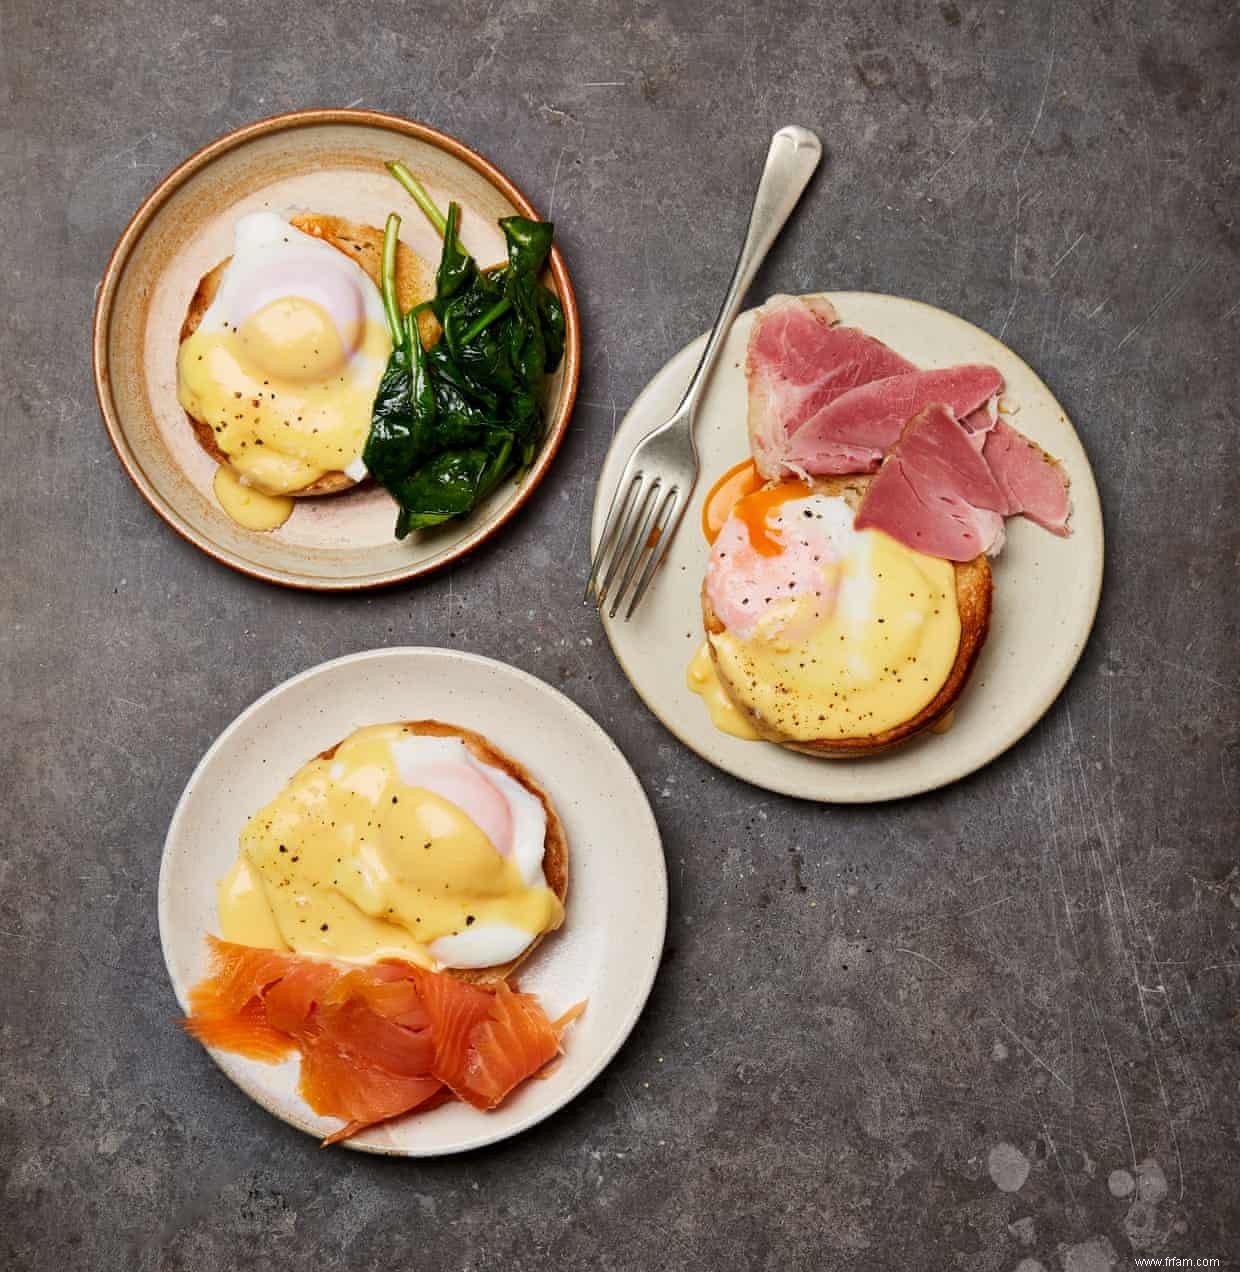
[
  {"left": 746, "top": 295, "right": 915, "bottom": 479},
  {"left": 960, "top": 397, "right": 999, "bottom": 450},
  {"left": 981, "top": 418, "right": 1071, "bottom": 535},
  {"left": 855, "top": 404, "right": 1008, "bottom": 561},
  {"left": 780, "top": 364, "right": 1005, "bottom": 476}
]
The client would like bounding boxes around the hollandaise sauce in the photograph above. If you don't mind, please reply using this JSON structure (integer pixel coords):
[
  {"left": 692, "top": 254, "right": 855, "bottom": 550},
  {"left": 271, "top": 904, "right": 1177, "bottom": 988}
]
[
  {"left": 695, "top": 485, "right": 961, "bottom": 741},
  {"left": 686, "top": 643, "right": 762, "bottom": 740},
  {"left": 179, "top": 295, "right": 390, "bottom": 494},
  {"left": 218, "top": 724, "right": 563, "bottom": 969},
  {"left": 211, "top": 466, "right": 294, "bottom": 531}
]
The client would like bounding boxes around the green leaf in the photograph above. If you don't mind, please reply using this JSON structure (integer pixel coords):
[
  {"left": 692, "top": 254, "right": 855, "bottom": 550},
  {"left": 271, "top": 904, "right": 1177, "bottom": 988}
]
[
  {"left": 362, "top": 317, "right": 437, "bottom": 486},
  {"left": 433, "top": 203, "right": 476, "bottom": 318},
  {"left": 364, "top": 171, "right": 564, "bottom": 538},
  {"left": 538, "top": 288, "right": 566, "bottom": 373},
  {"left": 390, "top": 447, "right": 504, "bottom": 537},
  {"left": 500, "top": 216, "right": 554, "bottom": 276},
  {"left": 425, "top": 342, "right": 503, "bottom": 416}
]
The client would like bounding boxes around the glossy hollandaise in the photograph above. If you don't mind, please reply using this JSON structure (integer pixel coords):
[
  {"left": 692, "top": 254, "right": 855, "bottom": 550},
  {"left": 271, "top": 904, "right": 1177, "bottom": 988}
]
[
  {"left": 218, "top": 724, "right": 564, "bottom": 970},
  {"left": 177, "top": 212, "right": 393, "bottom": 525},
  {"left": 690, "top": 468, "right": 962, "bottom": 742}
]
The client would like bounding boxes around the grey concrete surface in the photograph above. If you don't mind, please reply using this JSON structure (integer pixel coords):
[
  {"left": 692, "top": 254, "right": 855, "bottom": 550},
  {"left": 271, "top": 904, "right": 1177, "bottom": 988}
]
[{"left": 2, "top": 1, "right": 1238, "bottom": 1268}]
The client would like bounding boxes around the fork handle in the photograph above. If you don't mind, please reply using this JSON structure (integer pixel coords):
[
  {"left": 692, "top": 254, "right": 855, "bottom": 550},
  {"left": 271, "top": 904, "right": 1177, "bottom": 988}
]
[{"left": 677, "top": 125, "right": 823, "bottom": 421}]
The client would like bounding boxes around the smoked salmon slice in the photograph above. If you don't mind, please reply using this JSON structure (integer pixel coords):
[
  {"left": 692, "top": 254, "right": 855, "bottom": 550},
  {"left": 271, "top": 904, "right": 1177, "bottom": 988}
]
[
  {"left": 183, "top": 939, "right": 307, "bottom": 1062},
  {"left": 183, "top": 995, "right": 295, "bottom": 1063},
  {"left": 409, "top": 965, "right": 496, "bottom": 1099},
  {"left": 462, "top": 982, "right": 563, "bottom": 1110},
  {"left": 181, "top": 940, "right": 584, "bottom": 1146}
]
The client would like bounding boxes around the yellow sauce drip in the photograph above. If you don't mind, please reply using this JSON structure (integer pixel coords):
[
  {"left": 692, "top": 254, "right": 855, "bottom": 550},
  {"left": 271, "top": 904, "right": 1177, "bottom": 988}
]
[
  {"left": 212, "top": 465, "right": 294, "bottom": 531},
  {"left": 707, "top": 528, "right": 960, "bottom": 741},
  {"left": 930, "top": 708, "right": 956, "bottom": 734},
  {"left": 178, "top": 297, "right": 390, "bottom": 495},
  {"left": 686, "top": 642, "right": 762, "bottom": 740},
  {"left": 217, "top": 724, "right": 563, "bottom": 966},
  {"left": 218, "top": 857, "right": 284, "bottom": 948}
]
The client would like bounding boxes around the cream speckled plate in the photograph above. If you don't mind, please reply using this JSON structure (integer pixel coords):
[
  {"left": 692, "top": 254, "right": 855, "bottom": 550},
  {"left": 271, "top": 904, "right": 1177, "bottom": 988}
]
[
  {"left": 592, "top": 293, "right": 1104, "bottom": 803},
  {"left": 159, "top": 648, "right": 665, "bottom": 1154},
  {"left": 94, "top": 110, "right": 580, "bottom": 590}
]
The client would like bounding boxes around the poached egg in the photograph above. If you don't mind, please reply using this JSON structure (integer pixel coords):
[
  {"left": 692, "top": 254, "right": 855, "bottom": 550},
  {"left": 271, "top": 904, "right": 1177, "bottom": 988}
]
[
  {"left": 691, "top": 475, "right": 962, "bottom": 742},
  {"left": 217, "top": 724, "right": 564, "bottom": 971},
  {"left": 177, "top": 212, "right": 391, "bottom": 508}
]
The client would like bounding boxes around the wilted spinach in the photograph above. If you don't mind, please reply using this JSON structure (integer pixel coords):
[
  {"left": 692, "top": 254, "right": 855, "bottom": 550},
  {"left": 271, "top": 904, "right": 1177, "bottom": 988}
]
[{"left": 362, "top": 162, "right": 565, "bottom": 538}]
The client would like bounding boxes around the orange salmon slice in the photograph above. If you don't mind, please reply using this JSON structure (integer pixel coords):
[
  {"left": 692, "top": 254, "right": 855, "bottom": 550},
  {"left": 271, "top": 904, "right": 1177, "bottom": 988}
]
[{"left": 181, "top": 940, "right": 586, "bottom": 1146}]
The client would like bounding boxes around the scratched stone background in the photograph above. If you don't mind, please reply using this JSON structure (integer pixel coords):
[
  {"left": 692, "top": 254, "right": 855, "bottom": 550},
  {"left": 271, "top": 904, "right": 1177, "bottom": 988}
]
[{"left": 1, "top": 0, "right": 1237, "bottom": 1268}]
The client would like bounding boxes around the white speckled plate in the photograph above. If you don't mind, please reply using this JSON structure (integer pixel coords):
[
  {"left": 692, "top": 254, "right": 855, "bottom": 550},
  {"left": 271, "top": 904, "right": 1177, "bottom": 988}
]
[
  {"left": 94, "top": 110, "right": 579, "bottom": 590},
  {"left": 158, "top": 648, "right": 665, "bottom": 1154},
  {"left": 593, "top": 293, "right": 1104, "bottom": 803}
]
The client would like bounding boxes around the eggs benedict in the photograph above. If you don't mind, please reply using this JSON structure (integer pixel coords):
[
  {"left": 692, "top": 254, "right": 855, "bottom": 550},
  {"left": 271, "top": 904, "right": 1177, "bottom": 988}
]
[
  {"left": 177, "top": 211, "right": 437, "bottom": 530},
  {"left": 689, "top": 469, "right": 991, "bottom": 755},
  {"left": 218, "top": 721, "right": 567, "bottom": 983}
]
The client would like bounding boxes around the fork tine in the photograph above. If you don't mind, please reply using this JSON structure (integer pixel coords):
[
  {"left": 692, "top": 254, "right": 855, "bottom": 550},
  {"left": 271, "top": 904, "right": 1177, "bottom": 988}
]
[
  {"left": 596, "top": 476, "right": 658, "bottom": 609},
  {"left": 607, "top": 481, "right": 668, "bottom": 619},
  {"left": 622, "top": 489, "right": 682, "bottom": 620},
  {"left": 584, "top": 469, "right": 641, "bottom": 604}
]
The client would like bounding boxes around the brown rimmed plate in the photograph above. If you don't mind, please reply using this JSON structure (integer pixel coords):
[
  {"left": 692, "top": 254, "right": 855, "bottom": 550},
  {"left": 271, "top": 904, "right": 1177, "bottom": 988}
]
[{"left": 93, "top": 109, "right": 580, "bottom": 590}]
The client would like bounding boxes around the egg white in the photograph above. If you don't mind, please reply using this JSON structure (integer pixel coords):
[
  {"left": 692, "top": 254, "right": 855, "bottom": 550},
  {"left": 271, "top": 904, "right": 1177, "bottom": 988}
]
[{"left": 388, "top": 734, "right": 552, "bottom": 969}]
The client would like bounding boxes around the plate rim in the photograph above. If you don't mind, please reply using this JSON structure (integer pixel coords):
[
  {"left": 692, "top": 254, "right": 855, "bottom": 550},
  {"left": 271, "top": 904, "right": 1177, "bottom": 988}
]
[
  {"left": 157, "top": 645, "right": 667, "bottom": 1155},
  {"left": 593, "top": 290, "right": 1105, "bottom": 804},
  {"left": 93, "top": 108, "right": 581, "bottom": 592}
]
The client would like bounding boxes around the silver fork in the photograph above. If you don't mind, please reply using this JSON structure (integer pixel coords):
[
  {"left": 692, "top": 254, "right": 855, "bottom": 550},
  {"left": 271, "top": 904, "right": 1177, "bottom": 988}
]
[{"left": 585, "top": 125, "right": 823, "bottom": 620}]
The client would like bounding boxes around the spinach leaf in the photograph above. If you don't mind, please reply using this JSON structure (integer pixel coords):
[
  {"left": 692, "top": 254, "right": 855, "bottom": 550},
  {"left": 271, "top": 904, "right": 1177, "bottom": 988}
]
[
  {"left": 432, "top": 202, "right": 476, "bottom": 318},
  {"left": 499, "top": 215, "right": 554, "bottom": 275},
  {"left": 425, "top": 342, "right": 502, "bottom": 418},
  {"left": 538, "top": 287, "right": 566, "bottom": 373},
  {"left": 364, "top": 168, "right": 566, "bottom": 540},
  {"left": 443, "top": 283, "right": 517, "bottom": 392},
  {"left": 362, "top": 310, "right": 436, "bottom": 485},
  {"left": 390, "top": 436, "right": 515, "bottom": 536}
]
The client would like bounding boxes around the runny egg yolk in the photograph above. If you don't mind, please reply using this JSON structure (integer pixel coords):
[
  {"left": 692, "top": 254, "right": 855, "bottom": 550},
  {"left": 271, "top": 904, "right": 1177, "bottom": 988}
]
[
  {"left": 702, "top": 459, "right": 765, "bottom": 544},
  {"left": 731, "top": 480, "right": 813, "bottom": 555},
  {"left": 693, "top": 477, "right": 962, "bottom": 742},
  {"left": 216, "top": 724, "right": 563, "bottom": 968}
]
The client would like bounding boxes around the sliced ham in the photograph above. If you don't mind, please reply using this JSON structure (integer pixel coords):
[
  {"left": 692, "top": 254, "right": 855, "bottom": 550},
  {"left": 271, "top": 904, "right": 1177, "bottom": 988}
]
[
  {"left": 743, "top": 294, "right": 1072, "bottom": 548},
  {"left": 746, "top": 295, "right": 914, "bottom": 479},
  {"left": 960, "top": 397, "right": 999, "bottom": 450},
  {"left": 981, "top": 418, "right": 1071, "bottom": 535},
  {"left": 780, "top": 364, "right": 1005, "bottom": 476},
  {"left": 854, "top": 404, "right": 1008, "bottom": 561}
]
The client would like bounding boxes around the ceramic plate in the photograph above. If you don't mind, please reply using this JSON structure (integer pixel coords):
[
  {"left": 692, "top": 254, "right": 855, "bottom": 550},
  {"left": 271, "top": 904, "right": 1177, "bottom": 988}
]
[
  {"left": 94, "top": 110, "right": 580, "bottom": 590},
  {"left": 159, "top": 648, "right": 665, "bottom": 1155},
  {"left": 593, "top": 293, "right": 1104, "bottom": 803}
]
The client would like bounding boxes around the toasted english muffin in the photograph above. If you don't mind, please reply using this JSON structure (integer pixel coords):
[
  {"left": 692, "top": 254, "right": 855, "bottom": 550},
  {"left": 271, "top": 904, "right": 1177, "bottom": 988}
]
[
  {"left": 316, "top": 719, "right": 567, "bottom": 985},
  {"left": 701, "top": 474, "right": 992, "bottom": 757},
  {"left": 179, "top": 213, "right": 439, "bottom": 497}
]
